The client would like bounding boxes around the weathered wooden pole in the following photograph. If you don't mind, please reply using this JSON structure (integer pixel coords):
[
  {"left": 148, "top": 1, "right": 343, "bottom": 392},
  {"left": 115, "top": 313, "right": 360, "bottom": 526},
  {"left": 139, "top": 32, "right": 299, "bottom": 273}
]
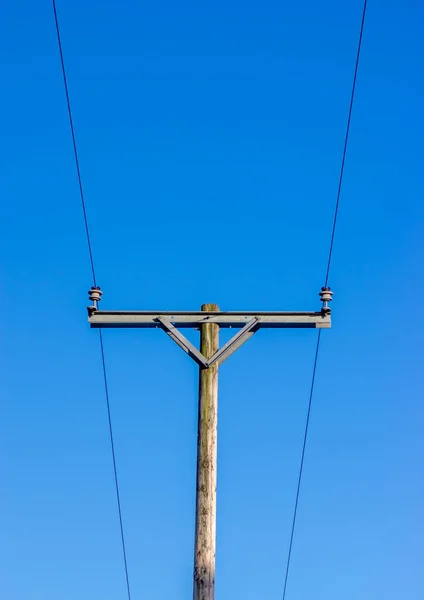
[{"left": 193, "top": 303, "right": 219, "bottom": 600}]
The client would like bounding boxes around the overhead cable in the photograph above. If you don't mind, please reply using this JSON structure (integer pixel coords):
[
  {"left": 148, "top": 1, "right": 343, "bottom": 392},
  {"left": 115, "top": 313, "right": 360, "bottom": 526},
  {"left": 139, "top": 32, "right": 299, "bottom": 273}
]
[
  {"left": 282, "top": 2, "right": 368, "bottom": 598},
  {"left": 52, "top": 2, "right": 132, "bottom": 598}
]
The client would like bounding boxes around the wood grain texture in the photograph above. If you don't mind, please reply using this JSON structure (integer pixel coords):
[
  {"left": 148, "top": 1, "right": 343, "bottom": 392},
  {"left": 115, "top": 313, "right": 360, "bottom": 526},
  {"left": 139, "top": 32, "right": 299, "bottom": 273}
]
[{"left": 193, "top": 304, "right": 219, "bottom": 600}]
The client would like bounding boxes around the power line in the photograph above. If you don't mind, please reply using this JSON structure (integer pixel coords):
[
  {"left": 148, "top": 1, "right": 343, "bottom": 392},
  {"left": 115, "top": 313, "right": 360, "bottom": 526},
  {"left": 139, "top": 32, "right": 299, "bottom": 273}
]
[
  {"left": 99, "top": 330, "right": 133, "bottom": 600},
  {"left": 325, "top": 0, "right": 368, "bottom": 287},
  {"left": 282, "top": 1, "right": 368, "bottom": 598},
  {"left": 52, "top": 0, "right": 96, "bottom": 286},
  {"left": 52, "top": 2, "right": 132, "bottom": 598},
  {"left": 282, "top": 331, "right": 321, "bottom": 598}
]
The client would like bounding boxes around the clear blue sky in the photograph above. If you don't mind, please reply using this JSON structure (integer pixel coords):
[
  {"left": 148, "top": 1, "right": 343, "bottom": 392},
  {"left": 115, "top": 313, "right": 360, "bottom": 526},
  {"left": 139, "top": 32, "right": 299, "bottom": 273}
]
[{"left": 1, "top": 1, "right": 423, "bottom": 598}]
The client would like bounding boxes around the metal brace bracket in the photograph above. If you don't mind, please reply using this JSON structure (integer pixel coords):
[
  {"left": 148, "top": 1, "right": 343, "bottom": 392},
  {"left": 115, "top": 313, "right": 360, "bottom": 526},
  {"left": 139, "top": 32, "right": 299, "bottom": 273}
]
[
  {"left": 206, "top": 318, "right": 259, "bottom": 367},
  {"left": 157, "top": 317, "right": 208, "bottom": 368},
  {"left": 157, "top": 316, "right": 260, "bottom": 368}
]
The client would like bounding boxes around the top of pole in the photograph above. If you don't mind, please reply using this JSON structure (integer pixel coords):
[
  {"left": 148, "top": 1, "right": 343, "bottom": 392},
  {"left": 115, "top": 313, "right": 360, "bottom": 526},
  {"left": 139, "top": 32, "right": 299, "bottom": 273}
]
[{"left": 201, "top": 303, "right": 219, "bottom": 312}]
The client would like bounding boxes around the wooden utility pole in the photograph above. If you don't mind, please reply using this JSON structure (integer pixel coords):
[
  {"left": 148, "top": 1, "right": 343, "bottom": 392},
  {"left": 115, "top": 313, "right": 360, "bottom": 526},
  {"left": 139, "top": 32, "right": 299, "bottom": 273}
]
[
  {"left": 193, "top": 304, "right": 219, "bottom": 600},
  {"left": 87, "top": 287, "right": 333, "bottom": 600}
]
